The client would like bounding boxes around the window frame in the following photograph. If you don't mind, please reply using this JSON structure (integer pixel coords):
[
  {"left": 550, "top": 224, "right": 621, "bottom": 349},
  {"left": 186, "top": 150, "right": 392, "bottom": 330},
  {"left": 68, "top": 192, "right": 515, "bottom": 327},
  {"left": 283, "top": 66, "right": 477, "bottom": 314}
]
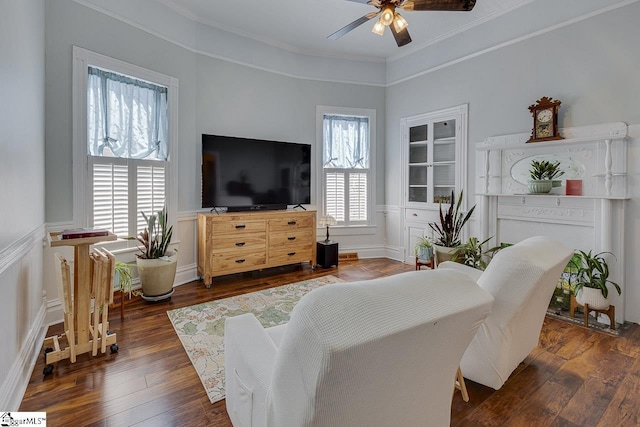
[
  {"left": 72, "top": 46, "right": 178, "bottom": 250},
  {"left": 316, "top": 106, "right": 376, "bottom": 228}
]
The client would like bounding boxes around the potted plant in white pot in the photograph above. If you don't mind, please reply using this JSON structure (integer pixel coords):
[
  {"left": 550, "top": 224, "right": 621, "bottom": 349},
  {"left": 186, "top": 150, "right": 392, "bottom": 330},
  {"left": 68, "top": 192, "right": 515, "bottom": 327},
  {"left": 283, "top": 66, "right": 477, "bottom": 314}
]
[
  {"left": 572, "top": 250, "right": 621, "bottom": 310},
  {"left": 428, "top": 190, "right": 476, "bottom": 266},
  {"left": 135, "top": 207, "right": 178, "bottom": 301},
  {"left": 414, "top": 236, "right": 433, "bottom": 261},
  {"left": 528, "top": 160, "right": 554, "bottom": 194}
]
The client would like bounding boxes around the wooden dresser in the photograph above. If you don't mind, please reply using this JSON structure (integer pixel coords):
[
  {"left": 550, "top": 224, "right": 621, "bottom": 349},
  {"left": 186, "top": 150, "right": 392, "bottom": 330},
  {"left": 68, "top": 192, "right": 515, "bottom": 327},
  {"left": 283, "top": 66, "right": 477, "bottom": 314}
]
[{"left": 197, "top": 210, "right": 317, "bottom": 287}]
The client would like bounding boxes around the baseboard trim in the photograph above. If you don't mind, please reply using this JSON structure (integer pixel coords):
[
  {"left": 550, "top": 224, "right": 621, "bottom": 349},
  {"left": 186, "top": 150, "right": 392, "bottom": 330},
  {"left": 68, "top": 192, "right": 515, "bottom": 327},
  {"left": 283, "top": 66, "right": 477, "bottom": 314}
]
[{"left": 0, "top": 298, "right": 48, "bottom": 410}]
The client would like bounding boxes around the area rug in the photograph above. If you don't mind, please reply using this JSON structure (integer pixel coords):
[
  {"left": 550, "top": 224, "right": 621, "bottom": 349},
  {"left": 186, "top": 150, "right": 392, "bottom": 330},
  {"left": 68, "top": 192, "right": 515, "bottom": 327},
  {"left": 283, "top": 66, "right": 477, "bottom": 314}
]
[{"left": 167, "top": 275, "right": 344, "bottom": 403}]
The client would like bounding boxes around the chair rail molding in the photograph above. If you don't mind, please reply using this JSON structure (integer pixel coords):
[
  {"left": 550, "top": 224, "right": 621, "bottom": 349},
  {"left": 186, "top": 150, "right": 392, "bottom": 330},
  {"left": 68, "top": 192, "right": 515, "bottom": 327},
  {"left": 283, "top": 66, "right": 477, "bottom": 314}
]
[{"left": 476, "top": 122, "right": 629, "bottom": 323}]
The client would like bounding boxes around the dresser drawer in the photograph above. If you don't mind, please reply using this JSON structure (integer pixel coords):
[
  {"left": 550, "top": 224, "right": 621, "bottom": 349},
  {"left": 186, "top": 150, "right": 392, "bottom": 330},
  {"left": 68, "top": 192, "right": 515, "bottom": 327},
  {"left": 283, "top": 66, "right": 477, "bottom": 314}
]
[
  {"left": 405, "top": 208, "right": 434, "bottom": 222},
  {"left": 269, "top": 214, "right": 314, "bottom": 232},
  {"left": 212, "top": 233, "right": 266, "bottom": 253},
  {"left": 210, "top": 219, "right": 266, "bottom": 235},
  {"left": 211, "top": 251, "right": 266, "bottom": 272},
  {"left": 269, "top": 242, "right": 313, "bottom": 265},
  {"left": 269, "top": 230, "right": 313, "bottom": 247}
]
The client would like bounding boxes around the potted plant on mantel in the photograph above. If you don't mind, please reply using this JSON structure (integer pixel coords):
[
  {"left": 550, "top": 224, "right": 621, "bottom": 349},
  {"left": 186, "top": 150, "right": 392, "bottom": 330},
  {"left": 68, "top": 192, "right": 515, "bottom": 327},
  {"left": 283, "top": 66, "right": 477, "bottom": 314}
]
[
  {"left": 428, "top": 190, "right": 476, "bottom": 266},
  {"left": 135, "top": 207, "right": 178, "bottom": 301},
  {"left": 572, "top": 250, "right": 621, "bottom": 311},
  {"left": 528, "top": 160, "right": 563, "bottom": 194}
]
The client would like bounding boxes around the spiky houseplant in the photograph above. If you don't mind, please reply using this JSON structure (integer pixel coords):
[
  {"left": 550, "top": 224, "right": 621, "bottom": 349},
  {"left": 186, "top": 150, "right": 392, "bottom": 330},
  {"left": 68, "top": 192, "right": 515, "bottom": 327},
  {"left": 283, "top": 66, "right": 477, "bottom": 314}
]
[
  {"left": 136, "top": 207, "right": 173, "bottom": 259},
  {"left": 428, "top": 190, "right": 476, "bottom": 248},
  {"left": 134, "top": 207, "right": 178, "bottom": 300}
]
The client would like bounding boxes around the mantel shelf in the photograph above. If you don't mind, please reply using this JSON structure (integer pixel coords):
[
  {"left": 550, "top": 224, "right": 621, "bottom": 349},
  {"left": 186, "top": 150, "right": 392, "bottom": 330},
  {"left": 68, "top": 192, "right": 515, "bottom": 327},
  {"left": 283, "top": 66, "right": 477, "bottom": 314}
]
[{"left": 477, "top": 122, "right": 628, "bottom": 151}]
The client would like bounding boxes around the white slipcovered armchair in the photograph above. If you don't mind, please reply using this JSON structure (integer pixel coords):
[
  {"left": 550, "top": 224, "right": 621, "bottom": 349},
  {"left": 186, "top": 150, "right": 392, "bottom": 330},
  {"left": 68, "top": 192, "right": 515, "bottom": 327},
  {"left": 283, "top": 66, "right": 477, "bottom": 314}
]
[
  {"left": 439, "top": 236, "right": 573, "bottom": 390},
  {"left": 224, "top": 269, "right": 494, "bottom": 427}
]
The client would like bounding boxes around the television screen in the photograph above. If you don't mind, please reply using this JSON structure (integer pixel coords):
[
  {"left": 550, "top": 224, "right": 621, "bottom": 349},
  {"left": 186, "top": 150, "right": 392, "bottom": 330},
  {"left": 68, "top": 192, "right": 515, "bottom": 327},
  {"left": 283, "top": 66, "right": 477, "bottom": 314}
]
[{"left": 202, "top": 134, "right": 311, "bottom": 210}]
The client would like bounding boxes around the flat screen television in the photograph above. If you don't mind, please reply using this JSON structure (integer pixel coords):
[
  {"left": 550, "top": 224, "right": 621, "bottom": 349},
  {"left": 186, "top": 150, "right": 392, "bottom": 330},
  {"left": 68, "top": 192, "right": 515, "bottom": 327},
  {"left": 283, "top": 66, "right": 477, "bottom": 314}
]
[{"left": 202, "top": 134, "right": 311, "bottom": 211}]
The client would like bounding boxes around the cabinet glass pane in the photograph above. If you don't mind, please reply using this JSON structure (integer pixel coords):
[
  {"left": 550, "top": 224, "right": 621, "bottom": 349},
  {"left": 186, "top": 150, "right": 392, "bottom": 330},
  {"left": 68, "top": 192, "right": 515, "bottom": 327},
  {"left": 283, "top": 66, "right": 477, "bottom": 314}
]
[
  {"left": 433, "top": 143, "right": 455, "bottom": 162},
  {"left": 409, "top": 165, "right": 428, "bottom": 186},
  {"left": 409, "top": 125, "right": 428, "bottom": 142},
  {"left": 409, "top": 187, "right": 428, "bottom": 203},
  {"left": 433, "top": 164, "right": 455, "bottom": 186},
  {"left": 434, "top": 119, "right": 456, "bottom": 139},
  {"left": 409, "top": 145, "right": 428, "bottom": 163},
  {"left": 433, "top": 189, "right": 453, "bottom": 204}
]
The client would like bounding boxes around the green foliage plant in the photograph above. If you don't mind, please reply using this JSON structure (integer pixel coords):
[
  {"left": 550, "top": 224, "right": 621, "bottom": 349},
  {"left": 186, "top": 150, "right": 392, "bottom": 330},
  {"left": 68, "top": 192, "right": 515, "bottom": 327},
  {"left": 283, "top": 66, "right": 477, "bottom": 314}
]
[
  {"left": 453, "top": 237, "right": 506, "bottom": 270},
  {"left": 428, "top": 190, "right": 476, "bottom": 248},
  {"left": 570, "top": 250, "right": 621, "bottom": 299},
  {"left": 547, "top": 161, "right": 565, "bottom": 180},
  {"left": 135, "top": 206, "right": 174, "bottom": 259},
  {"left": 414, "top": 236, "right": 433, "bottom": 259},
  {"left": 529, "top": 160, "right": 564, "bottom": 180},
  {"left": 114, "top": 261, "right": 135, "bottom": 297}
]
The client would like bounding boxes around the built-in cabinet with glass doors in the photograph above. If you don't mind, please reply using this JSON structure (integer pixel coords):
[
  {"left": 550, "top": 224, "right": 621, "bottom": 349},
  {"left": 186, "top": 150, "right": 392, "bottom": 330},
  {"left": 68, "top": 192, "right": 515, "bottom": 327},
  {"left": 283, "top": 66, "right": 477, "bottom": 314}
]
[{"left": 401, "top": 104, "right": 468, "bottom": 263}]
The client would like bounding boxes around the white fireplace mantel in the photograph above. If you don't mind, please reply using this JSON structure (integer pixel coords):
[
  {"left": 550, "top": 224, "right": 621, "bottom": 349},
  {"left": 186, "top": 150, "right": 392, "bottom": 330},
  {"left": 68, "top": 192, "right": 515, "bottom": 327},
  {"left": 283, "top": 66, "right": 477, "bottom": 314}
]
[{"left": 476, "top": 122, "right": 628, "bottom": 323}]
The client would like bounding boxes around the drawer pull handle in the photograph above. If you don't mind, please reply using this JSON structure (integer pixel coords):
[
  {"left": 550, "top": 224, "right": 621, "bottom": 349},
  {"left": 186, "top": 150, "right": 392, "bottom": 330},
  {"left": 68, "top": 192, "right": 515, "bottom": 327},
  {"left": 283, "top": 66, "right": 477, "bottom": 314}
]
[
  {"left": 287, "top": 221, "right": 297, "bottom": 225},
  {"left": 412, "top": 213, "right": 418, "bottom": 216},
  {"left": 235, "top": 259, "right": 245, "bottom": 264},
  {"left": 235, "top": 242, "right": 245, "bottom": 247},
  {"left": 235, "top": 225, "right": 246, "bottom": 229},
  {"left": 288, "top": 252, "right": 296, "bottom": 256},
  {"left": 287, "top": 237, "right": 296, "bottom": 241}
]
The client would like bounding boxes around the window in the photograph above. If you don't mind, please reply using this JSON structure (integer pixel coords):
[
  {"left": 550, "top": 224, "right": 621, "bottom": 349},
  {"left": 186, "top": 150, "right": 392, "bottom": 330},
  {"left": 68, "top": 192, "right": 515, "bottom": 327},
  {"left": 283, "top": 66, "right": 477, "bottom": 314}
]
[
  {"left": 317, "top": 107, "right": 375, "bottom": 226},
  {"left": 87, "top": 67, "right": 168, "bottom": 237},
  {"left": 73, "top": 47, "right": 178, "bottom": 243}
]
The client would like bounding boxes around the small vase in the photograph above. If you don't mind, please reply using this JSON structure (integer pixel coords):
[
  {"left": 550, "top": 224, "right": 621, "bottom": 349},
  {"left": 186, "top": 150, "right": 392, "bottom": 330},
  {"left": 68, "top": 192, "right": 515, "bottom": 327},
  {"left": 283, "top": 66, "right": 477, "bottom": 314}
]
[
  {"left": 576, "top": 287, "right": 610, "bottom": 310},
  {"left": 528, "top": 180, "right": 552, "bottom": 194}
]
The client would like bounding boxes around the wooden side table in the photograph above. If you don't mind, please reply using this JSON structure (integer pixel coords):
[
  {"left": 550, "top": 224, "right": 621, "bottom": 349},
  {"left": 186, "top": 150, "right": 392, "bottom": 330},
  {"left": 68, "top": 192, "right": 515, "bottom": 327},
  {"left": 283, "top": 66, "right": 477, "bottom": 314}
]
[{"left": 569, "top": 294, "right": 616, "bottom": 330}]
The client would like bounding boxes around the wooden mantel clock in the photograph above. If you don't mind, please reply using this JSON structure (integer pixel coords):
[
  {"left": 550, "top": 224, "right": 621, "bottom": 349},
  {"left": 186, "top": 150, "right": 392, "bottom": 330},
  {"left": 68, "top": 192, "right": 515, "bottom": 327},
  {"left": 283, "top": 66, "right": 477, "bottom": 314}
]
[{"left": 527, "top": 97, "right": 563, "bottom": 143}]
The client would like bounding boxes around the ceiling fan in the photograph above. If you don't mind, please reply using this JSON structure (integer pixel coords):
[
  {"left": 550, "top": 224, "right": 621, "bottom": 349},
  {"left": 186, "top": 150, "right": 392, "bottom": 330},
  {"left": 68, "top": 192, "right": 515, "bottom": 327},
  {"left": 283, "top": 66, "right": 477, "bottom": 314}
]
[{"left": 328, "top": 0, "right": 476, "bottom": 47}]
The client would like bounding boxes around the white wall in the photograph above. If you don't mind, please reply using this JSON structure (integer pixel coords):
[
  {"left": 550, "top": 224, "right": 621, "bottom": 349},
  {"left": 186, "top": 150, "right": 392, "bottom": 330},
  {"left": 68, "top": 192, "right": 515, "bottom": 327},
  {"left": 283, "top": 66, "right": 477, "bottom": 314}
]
[
  {"left": 385, "top": 1, "right": 640, "bottom": 321},
  {"left": 0, "top": 0, "right": 46, "bottom": 410}
]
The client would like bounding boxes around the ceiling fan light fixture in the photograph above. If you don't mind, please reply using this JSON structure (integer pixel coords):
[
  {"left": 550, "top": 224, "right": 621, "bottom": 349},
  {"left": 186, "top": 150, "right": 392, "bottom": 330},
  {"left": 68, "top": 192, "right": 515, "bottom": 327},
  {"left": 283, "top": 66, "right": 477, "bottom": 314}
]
[
  {"left": 371, "top": 19, "right": 386, "bottom": 36},
  {"left": 392, "top": 13, "right": 408, "bottom": 32},
  {"left": 380, "top": 5, "right": 395, "bottom": 26}
]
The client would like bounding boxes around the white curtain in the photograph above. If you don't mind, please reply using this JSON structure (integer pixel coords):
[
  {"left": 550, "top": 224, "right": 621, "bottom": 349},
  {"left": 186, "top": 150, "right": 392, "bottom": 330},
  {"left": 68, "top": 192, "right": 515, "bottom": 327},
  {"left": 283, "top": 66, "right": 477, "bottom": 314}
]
[
  {"left": 87, "top": 67, "right": 168, "bottom": 160},
  {"left": 323, "top": 115, "right": 369, "bottom": 169}
]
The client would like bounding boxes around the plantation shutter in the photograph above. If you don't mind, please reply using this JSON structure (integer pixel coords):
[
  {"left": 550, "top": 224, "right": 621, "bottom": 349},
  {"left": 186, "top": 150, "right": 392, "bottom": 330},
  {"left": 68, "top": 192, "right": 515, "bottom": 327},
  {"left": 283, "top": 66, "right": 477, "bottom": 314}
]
[
  {"left": 92, "top": 163, "right": 128, "bottom": 236},
  {"left": 136, "top": 165, "right": 166, "bottom": 234},
  {"left": 348, "top": 172, "right": 367, "bottom": 222},
  {"left": 325, "top": 172, "right": 345, "bottom": 222}
]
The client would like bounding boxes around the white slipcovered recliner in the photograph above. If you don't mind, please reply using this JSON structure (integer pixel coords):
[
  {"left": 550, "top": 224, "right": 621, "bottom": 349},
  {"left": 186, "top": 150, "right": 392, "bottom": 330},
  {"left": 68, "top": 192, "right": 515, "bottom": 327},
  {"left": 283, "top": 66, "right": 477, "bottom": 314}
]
[
  {"left": 224, "top": 269, "right": 494, "bottom": 427},
  {"left": 439, "top": 235, "right": 573, "bottom": 390}
]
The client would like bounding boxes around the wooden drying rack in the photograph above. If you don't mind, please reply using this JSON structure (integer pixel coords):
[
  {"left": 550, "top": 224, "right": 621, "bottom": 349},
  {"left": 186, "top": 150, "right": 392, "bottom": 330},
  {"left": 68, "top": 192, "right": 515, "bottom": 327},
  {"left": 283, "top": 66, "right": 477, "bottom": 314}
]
[{"left": 44, "top": 231, "right": 119, "bottom": 372}]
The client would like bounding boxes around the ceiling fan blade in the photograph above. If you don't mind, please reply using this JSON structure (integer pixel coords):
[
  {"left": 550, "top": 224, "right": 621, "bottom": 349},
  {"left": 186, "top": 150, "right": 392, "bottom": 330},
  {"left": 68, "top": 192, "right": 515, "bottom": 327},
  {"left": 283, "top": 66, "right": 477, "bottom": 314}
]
[
  {"left": 328, "top": 11, "right": 379, "bottom": 40},
  {"left": 390, "top": 24, "right": 412, "bottom": 47},
  {"left": 399, "top": 0, "right": 476, "bottom": 11}
]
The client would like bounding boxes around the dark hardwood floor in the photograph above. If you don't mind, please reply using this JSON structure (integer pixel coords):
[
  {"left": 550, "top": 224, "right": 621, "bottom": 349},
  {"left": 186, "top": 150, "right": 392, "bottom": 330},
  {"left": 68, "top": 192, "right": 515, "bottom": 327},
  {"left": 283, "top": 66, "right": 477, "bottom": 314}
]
[{"left": 20, "top": 258, "right": 640, "bottom": 426}]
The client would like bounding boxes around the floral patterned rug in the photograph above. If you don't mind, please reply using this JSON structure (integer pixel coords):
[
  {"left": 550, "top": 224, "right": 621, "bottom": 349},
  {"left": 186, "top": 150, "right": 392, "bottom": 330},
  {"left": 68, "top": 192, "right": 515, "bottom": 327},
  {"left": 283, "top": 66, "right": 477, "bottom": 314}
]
[{"left": 167, "top": 275, "right": 344, "bottom": 403}]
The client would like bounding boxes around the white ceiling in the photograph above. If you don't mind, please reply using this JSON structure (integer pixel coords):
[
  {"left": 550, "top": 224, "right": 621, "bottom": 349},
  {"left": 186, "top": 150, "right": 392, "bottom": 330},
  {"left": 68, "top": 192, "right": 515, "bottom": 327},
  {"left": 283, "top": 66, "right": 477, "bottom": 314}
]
[{"left": 159, "top": 0, "right": 533, "bottom": 61}]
